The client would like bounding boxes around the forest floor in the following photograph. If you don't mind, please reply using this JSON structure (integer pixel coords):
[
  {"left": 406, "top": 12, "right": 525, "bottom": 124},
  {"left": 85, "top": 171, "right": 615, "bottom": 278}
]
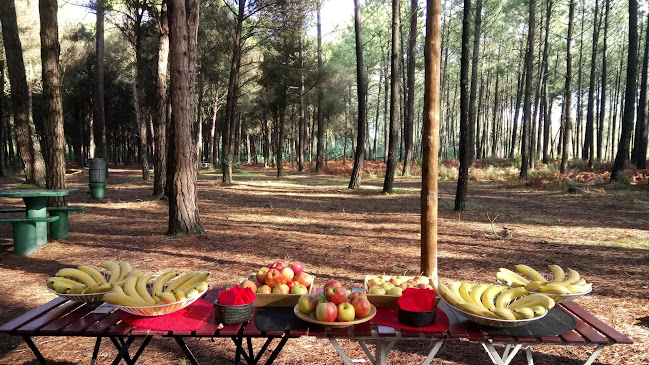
[{"left": 0, "top": 163, "right": 647, "bottom": 365}]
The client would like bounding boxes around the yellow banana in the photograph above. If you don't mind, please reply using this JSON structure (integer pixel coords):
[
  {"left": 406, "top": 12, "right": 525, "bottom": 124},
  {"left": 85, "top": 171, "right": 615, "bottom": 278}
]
[
  {"left": 113, "top": 285, "right": 125, "bottom": 295},
  {"left": 151, "top": 271, "right": 178, "bottom": 298},
  {"left": 165, "top": 271, "right": 200, "bottom": 293},
  {"left": 457, "top": 302, "right": 498, "bottom": 318},
  {"left": 458, "top": 283, "right": 475, "bottom": 304},
  {"left": 83, "top": 283, "right": 112, "bottom": 294},
  {"left": 548, "top": 264, "right": 565, "bottom": 283},
  {"left": 494, "top": 307, "right": 518, "bottom": 320},
  {"left": 186, "top": 288, "right": 200, "bottom": 298},
  {"left": 515, "top": 265, "right": 546, "bottom": 282},
  {"left": 481, "top": 285, "right": 507, "bottom": 311},
  {"left": 48, "top": 281, "right": 71, "bottom": 293},
  {"left": 186, "top": 281, "right": 208, "bottom": 293},
  {"left": 448, "top": 282, "right": 465, "bottom": 303},
  {"left": 555, "top": 268, "right": 580, "bottom": 285},
  {"left": 176, "top": 272, "right": 210, "bottom": 292},
  {"left": 513, "top": 307, "right": 535, "bottom": 319},
  {"left": 507, "top": 294, "right": 555, "bottom": 310},
  {"left": 47, "top": 276, "right": 79, "bottom": 288},
  {"left": 174, "top": 289, "right": 186, "bottom": 301},
  {"left": 77, "top": 266, "right": 108, "bottom": 284},
  {"left": 117, "top": 262, "right": 132, "bottom": 282},
  {"left": 580, "top": 283, "right": 592, "bottom": 292},
  {"left": 524, "top": 280, "right": 547, "bottom": 292},
  {"left": 438, "top": 283, "right": 463, "bottom": 306},
  {"left": 496, "top": 268, "right": 530, "bottom": 286},
  {"left": 495, "top": 287, "right": 528, "bottom": 309},
  {"left": 157, "top": 292, "right": 177, "bottom": 304},
  {"left": 573, "top": 278, "right": 587, "bottom": 286},
  {"left": 539, "top": 284, "right": 572, "bottom": 294},
  {"left": 103, "top": 292, "right": 150, "bottom": 307},
  {"left": 99, "top": 261, "right": 121, "bottom": 284},
  {"left": 126, "top": 270, "right": 144, "bottom": 279},
  {"left": 124, "top": 276, "right": 144, "bottom": 301},
  {"left": 529, "top": 305, "right": 547, "bottom": 317},
  {"left": 68, "top": 283, "right": 88, "bottom": 294},
  {"left": 469, "top": 284, "right": 491, "bottom": 308},
  {"left": 56, "top": 268, "right": 97, "bottom": 287},
  {"left": 136, "top": 275, "right": 157, "bottom": 305}
]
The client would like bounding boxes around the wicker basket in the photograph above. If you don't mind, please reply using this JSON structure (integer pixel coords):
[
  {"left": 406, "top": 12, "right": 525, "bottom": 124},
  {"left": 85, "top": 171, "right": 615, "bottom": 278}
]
[
  {"left": 398, "top": 307, "right": 436, "bottom": 327},
  {"left": 216, "top": 302, "right": 253, "bottom": 325}
]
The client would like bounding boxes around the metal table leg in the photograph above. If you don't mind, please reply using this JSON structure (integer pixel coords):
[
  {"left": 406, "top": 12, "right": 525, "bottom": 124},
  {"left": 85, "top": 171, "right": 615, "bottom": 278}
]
[
  {"left": 583, "top": 345, "right": 605, "bottom": 365},
  {"left": 91, "top": 337, "right": 102, "bottom": 365},
  {"left": 482, "top": 343, "right": 522, "bottom": 365},
  {"left": 421, "top": 340, "right": 445, "bottom": 365},
  {"left": 174, "top": 336, "right": 200, "bottom": 365},
  {"left": 22, "top": 336, "right": 47, "bottom": 365}
]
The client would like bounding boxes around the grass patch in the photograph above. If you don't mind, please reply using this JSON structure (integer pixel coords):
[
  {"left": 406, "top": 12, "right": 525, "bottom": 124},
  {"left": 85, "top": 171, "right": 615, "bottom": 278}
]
[{"left": 438, "top": 198, "right": 484, "bottom": 212}]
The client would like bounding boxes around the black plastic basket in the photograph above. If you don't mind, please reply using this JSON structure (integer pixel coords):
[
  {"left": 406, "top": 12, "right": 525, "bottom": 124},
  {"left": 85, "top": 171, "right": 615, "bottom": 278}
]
[
  {"left": 398, "top": 307, "right": 436, "bottom": 327},
  {"left": 215, "top": 302, "right": 254, "bottom": 326}
]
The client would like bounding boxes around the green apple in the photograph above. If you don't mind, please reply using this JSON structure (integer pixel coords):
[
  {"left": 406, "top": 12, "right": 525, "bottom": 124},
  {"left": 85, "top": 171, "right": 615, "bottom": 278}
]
[
  {"left": 337, "top": 302, "right": 356, "bottom": 322},
  {"left": 387, "top": 287, "right": 404, "bottom": 296},
  {"left": 380, "top": 282, "right": 394, "bottom": 291},
  {"left": 368, "top": 286, "right": 386, "bottom": 295},
  {"left": 291, "top": 284, "right": 309, "bottom": 295}
]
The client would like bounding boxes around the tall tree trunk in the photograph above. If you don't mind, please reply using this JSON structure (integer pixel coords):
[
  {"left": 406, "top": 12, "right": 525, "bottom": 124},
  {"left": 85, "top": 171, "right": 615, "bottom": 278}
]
[
  {"left": 349, "top": 0, "right": 366, "bottom": 189},
  {"left": 94, "top": 0, "right": 107, "bottom": 160},
  {"left": 298, "top": 36, "right": 306, "bottom": 172},
  {"left": 167, "top": 0, "right": 203, "bottom": 235},
  {"left": 153, "top": 0, "right": 169, "bottom": 197},
  {"left": 0, "top": 0, "right": 46, "bottom": 185},
  {"left": 584, "top": 0, "right": 600, "bottom": 167},
  {"left": 402, "top": 0, "right": 418, "bottom": 175},
  {"left": 39, "top": 0, "right": 67, "bottom": 206},
  {"left": 560, "top": 0, "right": 575, "bottom": 173},
  {"left": 210, "top": 91, "right": 220, "bottom": 167},
  {"left": 133, "top": 70, "right": 149, "bottom": 180},
  {"left": 0, "top": 61, "right": 4, "bottom": 177},
  {"left": 611, "top": 0, "right": 638, "bottom": 180},
  {"left": 575, "top": 0, "right": 585, "bottom": 162},
  {"left": 632, "top": 12, "right": 649, "bottom": 168},
  {"left": 315, "top": 2, "right": 325, "bottom": 172},
  {"left": 520, "top": 0, "right": 535, "bottom": 179},
  {"left": 510, "top": 56, "right": 525, "bottom": 158},
  {"left": 195, "top": 71, "right": 204, "bottom": 165},
  {"left": 373, "top": 70, "right": 382, "bottom": 161},
  {"left": 421, "top": 0, "right": 441, "bottom": 285},
  {"left": 597, "top": 0, "right": 609, "bottom": 161},
  {"left": 454, "top": 0, "right": 471, "bottom": 210},
  {"left": 468, "top": 0, "right": 482, "bottom": 163},
  {"left": 383, "top": 0, "right": 401, "bottom": 193},
  {"left": 383, "top": 48, "right": 389, "bottom": 163}
]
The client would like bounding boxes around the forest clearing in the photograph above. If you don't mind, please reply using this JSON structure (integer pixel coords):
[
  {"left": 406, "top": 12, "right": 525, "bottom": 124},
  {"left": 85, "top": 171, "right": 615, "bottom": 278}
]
[{"left": 0, "top": 164, "right": 646, "bottom": 364}]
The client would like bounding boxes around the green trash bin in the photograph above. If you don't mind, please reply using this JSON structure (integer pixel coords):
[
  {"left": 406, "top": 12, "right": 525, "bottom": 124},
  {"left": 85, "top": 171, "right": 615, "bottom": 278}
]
[{"left": 89, "top": 182, "right": 106, "bottom": 199}]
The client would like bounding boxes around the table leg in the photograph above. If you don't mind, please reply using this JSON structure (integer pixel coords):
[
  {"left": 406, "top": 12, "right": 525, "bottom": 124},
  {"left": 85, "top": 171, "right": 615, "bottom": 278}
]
[
  {"left": 91, "top": 337, "right": 102, "bottom": 365},
  {"left": 525, "top": 346, "right": 534, "bottom": 365},
  {"left": 110, "top": 336, "right": 136, "bottom": 365},
  {"left": 376, "top": 339, "right": 387, "bottom": 365},
  {"left": 421, "top": 340, "right": 444, "bottom": 365},
  {"left": 264, "top": 335, "right": 288, "bottom": 365},
  {"left": 357, "top": 340, "right": 376, "bottom": 364},
  {"left": 482, "top": 343, "right": 522, "bottom": 365},
  {"left": 174, "top": 336, "right": 199, "bottom": 365},
  {"left": 328, "top": 337, "right": 354, "bottom": 365},
  {"left": 23, "top": 197, "right": 47, "bottom": 245},
  {"left": 130, "top": 335, "right": 152, "bottom": 364},
  {"left": 583, "top": 345, "right": 605, "bottom": 365},
  {"left": 22, "top": 336, "right": 47, "bottom": 365}
]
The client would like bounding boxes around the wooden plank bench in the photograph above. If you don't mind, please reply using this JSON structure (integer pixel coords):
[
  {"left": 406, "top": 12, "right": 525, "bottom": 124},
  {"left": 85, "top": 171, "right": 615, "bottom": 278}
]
[
  {"left": 46, "top": 206, "right": 85, "bottom": 239},
  {"left": 0, "top": 216, "right": 59, "bottom": 256}
]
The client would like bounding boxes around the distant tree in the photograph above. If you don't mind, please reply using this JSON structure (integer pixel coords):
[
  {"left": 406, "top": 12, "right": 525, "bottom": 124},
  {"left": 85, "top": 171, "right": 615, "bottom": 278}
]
[
  {"left": 454, "top": 0, "right": 470, "bottom": 210},
  {"left": 383, "top": 0, "right": 401, "bottom": 194},
  {"left": 153, "top": 0, "right": 169, "bottom": 197},
  {"left": 520, "top": 0, "right": 535, "bottom": 179},
  {"left": 583, "top": 0, "right": 600, "bottom": 167},
  {"left": 348, "top": 0, "right": 366, "bottom": 189},
  {"left": 402, "top": 0, "right": 418, "bottom": 176},
  {"left": 94, "top": 0, "right": 107, "bottom": 160},
  {"left": 315, "top": 0, "right": 325, "bottom": 172},
  {"left": 560, "top": 0, "right": 574, "bottom": 173},
  {"left": 468, "top": 0, "right": 482, "bottom": 163},
  {"left": 632, "top": 12, "right": 649, "bottom": 169}
]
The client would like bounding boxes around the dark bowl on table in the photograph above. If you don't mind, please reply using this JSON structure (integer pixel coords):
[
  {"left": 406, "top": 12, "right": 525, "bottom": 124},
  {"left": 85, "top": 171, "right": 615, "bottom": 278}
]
[{"left": 398, "top": 307, "right": 437, "bottom": 327}]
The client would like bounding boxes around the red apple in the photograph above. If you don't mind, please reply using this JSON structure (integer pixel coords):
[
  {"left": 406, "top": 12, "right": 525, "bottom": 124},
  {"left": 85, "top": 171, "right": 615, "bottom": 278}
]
[
  {"left": 315, "top": 302, "right": 337, "bottom": 322},
  {"left": 337, "top": 302, "right": 356, "bottom": 322},
  {"left": 280, "top": 267, "right": 294, "bottom": 283},
  {"left": 286, "top": 280, "right": 299, "bottom": 290},
  {"left": 290, "top": 261, "right": 304, "bottom": 275},
  {"left": 256, "top": 267, "right": 269, "bottom": 284},
  {"left": 295, "top": 272, "right": 313, "bottom": 287},
  {"left": 349, "top": 292, "right": 368, "bottom": 302},
  {"left": 324, "top": 280, "right": 342, "bottom": 292},
  {"left": 325, "top": 286, "right": 347, "bottom": 305},
  {"left": 298, "top": 294, "right": 318, "bottom": 314},
  {"left": 241, "top": 280, "right": 257, "bottom": 292},
  {"left": 272, "top": 283, "right": 290, "bottom": 294},
  {"left": 291, "top": 284, "right": 309, "bottom": 295},
  {"left": 265, "top": 268, "right": 283, "bottom": 287},
  {"left": 351, "top": 297, "right": 371, "bottom": 317},
  {"left": 418, "top": 283, "right": 433, "bottom": 290},
  {"left": 257, "top": 285, "right": 272, "bottom": 294},
  {"left": 268, "top": 260, "right": 284, "bottom": 270}
]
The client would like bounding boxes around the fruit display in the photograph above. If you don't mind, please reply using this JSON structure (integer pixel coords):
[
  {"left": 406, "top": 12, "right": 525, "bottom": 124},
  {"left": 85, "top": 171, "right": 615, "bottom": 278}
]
[
  {"left": 46, "top": 261, "right": 137, "bottom": 302},
  {"left": 496, "top": 265, "right": 592, "bottom": 303},
  {"left": 248, "top": 260, "right": 315, "bottom": 295},
  {"left": 364, "top": 275, "right": 434, "bottom": 296},
  {"left": 294, "top": 280, "right": 376, "bottom": 327},
  {"left": 438, "top": 281, "right": 555, "bottom": 327}
]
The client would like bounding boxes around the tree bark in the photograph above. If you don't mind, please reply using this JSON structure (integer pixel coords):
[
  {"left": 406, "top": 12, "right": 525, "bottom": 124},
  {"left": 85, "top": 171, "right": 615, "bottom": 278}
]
[
  {"left": 560, "top": 0, "right": 575, "bottom": 173},
  {"left": 349, "top": 0, "right": 366, "bottom": 189},
  {"left": 583, "top": 0, "right": 600, "bottom": 167},
  {"left": 454, "top": 0, "right": 471, "bottom": 210},
  {"left": 520, "top": 0, "right": 535, "bottom": 179},
  {"left": 611, "top": 0, "right": 638, "bottom": 180},
  {"left": 383, "top": 0, "right": 401, "bottom": 194},
  {"left": 0, "top": 61, "right": 4, "bottom": 177},
  {"left": 315, "top": 2, "right": 325, "bottom": 172},
  {"left": 298, "top": 36, "right": 306, "bottom": 172},
  {"left": 402, "top": 0, "right": 418, "bottom": 175},
  {"left": 167, "top": 0, "right": 203, "bottom": 235},
  {"left": 468, "top": 0, "right": 482, "bottom": 163},
  {"left": 0, "top": 0, "right": 46, "bottom": 185},
  {"left": 632, "top": 12, "right": 649, "bottom": 168},
  {"left": 94, "top": 0, "right": 107, "bottom": 160},
  {"left": 597, "top": 0, "right": 609, "bottom": 162},
  {"left": 153, "top": 0, "right": 169, "bottom": 197}
]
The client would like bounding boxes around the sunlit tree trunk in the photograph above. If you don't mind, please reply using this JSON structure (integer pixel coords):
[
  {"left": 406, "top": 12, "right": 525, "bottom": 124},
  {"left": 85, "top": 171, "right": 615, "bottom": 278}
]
[
  {"left": 584, "top": 0, "right": 600, "bottom": 167},
  {"left": 454, "top": 0, "right": 471, "bottom": 209},
  {"left": 520, "top": 0, "right": 535, "bottom": 179},
  {"left": 349, "top": 0, "right": 366, "bottom": 188},
  {"left": 94, "top": 0, "right": 107, "bottom": 160},
  {"left": 315, "top": 2, "right": 325, "bottom": 172},
  {"left": 383, "top": 0, "right": 401, "bottom": 193},
  {"left": 468, "top": 0, "right": 482, "bottom": 163},
  {"left": 560, "top": 0, "right": 575, "bottom": 173},
  {"left": 153, "top": 0, "right": 169, "bottom": 197},
  {"left": 402, "top": 0, "right": 418, "bottom": 175},
  {"left": 632, "top": 12, "right": 649, "bottom": 168}
]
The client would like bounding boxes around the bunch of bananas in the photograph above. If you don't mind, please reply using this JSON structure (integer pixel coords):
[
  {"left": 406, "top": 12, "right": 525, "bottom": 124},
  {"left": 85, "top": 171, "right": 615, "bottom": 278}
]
[
  {"left": 438, "top": 281, "right": 555, "bottom": 320},
  {"left": 496, "top": 264, "right": 592, "bottom": 295},
  {"left": 102, "top": 271, "right": 209, "bottom": 307},
  {"left": 46, "top": 261, "right": 137, "bottom": 295}
]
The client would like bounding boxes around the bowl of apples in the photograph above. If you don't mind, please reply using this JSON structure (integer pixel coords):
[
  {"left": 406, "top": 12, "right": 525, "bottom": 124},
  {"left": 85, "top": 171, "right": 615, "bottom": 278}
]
[
  {"left": 364, "top": 275, "right": 435, "bottom": 308},
  {"left": 244, "top": 260, "right": 316, "bottom": 307}
]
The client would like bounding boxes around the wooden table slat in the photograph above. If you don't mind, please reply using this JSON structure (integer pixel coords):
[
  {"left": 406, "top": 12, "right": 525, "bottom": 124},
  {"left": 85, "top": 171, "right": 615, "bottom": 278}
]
[
  {"left": 131, "top": 327, "right": 167, "bottom": 336},
  {"left": 352, "top": 321, "right": 372, "bottom": 336},
  {"left": 572, "top": 317, "right": 611, "bottom": 345},
  {"left": 400, "top": 328, "right": 422, "bottom": 338},
  {"left": 331, "top": 327, "right": 350, "bottom": 337},
  {"left": 62, "top": 311, "right": 113, "bottom": 335},
  {"left": 424, "top": 331, "right": 445, "bottom": 339},
  {"left": 39, "top": 303, "right": 102, "bottom": 335},
  {"left": 84, "top": 312, "right": 121, "bottom": 336},
  {"left": 539, "top": 335, "right": 563, "bottom": 344},
  {"left": 219, "top": 324, "right": 242, "bottom": 336},
  {"left": 15, "top": 301, "right": 84, "bottom": 334},
  {"left": 376, "top": 325, "right": 396, "bottom": 337},
  {"left": 305, "top": 325, "right": 326, "bottom": 337},
  {"left": 0, "top": 297, "right": 66, "bottom": 333},
  {"left": 242, "top": 309, "right": 262, "bottom": 336},
  {"left": 559, "top": 330, "right": 586, "bottom": 344},
  {"left": 561, "top": 302, "right": 633, "bottom": 344},
  {"left": 514, "top": 336, "right": 538, "bottom": 344},
  {"left": 490, "top": 335, "right": 513, "bottom": 343},
  {"left": 289, "top": 327, "right": 309, "bottom": 336},
  {"left": 107, "top": 321, "right": 133, "bottom": 336}
]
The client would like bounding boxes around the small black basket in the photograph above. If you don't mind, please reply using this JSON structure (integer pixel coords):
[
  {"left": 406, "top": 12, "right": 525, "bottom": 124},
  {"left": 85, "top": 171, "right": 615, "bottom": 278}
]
[
  {"left": 216, "top": 302, "right": 254, "bottom": 326},
  {"left": 398, "top": 307, "right": 437, "bottom": 327}
]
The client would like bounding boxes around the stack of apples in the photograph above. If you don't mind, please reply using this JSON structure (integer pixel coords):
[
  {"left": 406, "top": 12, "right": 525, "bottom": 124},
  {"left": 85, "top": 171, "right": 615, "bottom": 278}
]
[
  {"left": 297, "top": 280, "right": 372, "bottom": 322},
  {"left": 243, "top": 260, "right": 314, "bottom": 295},
  {"left": 366, "top": 275, "right": 433, "bottom": 296}
]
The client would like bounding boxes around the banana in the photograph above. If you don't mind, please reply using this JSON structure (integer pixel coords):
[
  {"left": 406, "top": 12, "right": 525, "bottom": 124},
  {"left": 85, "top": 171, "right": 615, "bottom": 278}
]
[
  {"left": 117, "top": 262, "right": 132, "bottom": 282},
  {"left": 457, "top": 302, "right": 498, "bottom": 318},
  {"left": 497, "top": 268, "right": 530, "bottom": 286},
  {"left": 469, "top": 284, "right": 491, "bottom": 308},
  {"left": 438, "top": 283, "right": 463, "bottom": 306},
  {"left": 493, "top": 307, "right": 518, "bottom": 320},
  {"left": 513, "top": 307, "right": 535, "bottom": 319},
  {"left": 481, "top": 285, "right": 507, "bottom": 311},
  {"left": 524, "top": 280, "right": 547, "bottom": 292},
  {"left": 448, "top": 282, "right": 465, "bottom": 304},
  {"left": 515, "top": 264, "right": 546, "bottom": 282},
  {"left": 56, "top": 268, "right": 97, "bottom": 287},
  {"left": 174, "top": 289, "right": 186, "bottom": 301},
  {"left": 124, "top": 276, "right": 144, "bottom": 301},
  {"left": 136, "top": 275, "right": 157, "bottom": 305},
  {"left": 495, "top": 287, "right": 528, "bottom": 309},
  {"left": 126, "top": 270, "right": 144, "bottom": 279},
  {"left": 99, "top": 261, "right": 121, "bottom": 284},
  {"left": 103, "top": 292, "right": 150, "bottom": 307},
  {"left": 507, "top": 294, "right": 555, "bottom": 310},
  {"left": 83, "top": 283, "right": 112, "bottom": 294},
  {"left": 458, "top": 283, "right": 475, "bottom": 304},
  {"left": 555, "top": 268, "right": 580, "bottom": 286},
  {"left": 77, "top": 266, "right": 108, "bottom": 284},
  {"left": 186, "top": 288, "right": 200, "bottom": 298},
  {"left": 573, "top": 278, "right": 587, "bottom": 286},
  {"left": 538, "top": 284, "right": 572, "bottom": 294},
  {"left": 529, "top": 305, "right": 547, "bottom": 317},
  {"left": 48, "top": 281, "right": 71, "bottom": 293},
  {"left": 112, "top": 285, "right": 126, "bottom": 295},
  {"left": 157, "top": 292, "right": 177, "bottom": 304},
  {"left": 566, "top": 285, "right": 583, "bottom": 293},
  {"left": 151, "top": 271, "right": 178, "bottom": 298},
  {"left": 187, "top": 281, "right": 208, "bottom": 293},
  {"left": 47, "top": 276, "right": 79, "bottom": 288},
  {"left": 580, "top": 283, "right": 593, "bottom": 292},
  {"left": 548, "top": 264, "right": 565, "bottom": 283},
  {"left": 68, "top": 283, "right": 88, "bottom": 294},
  {"left": 176, "top": 272, "right": 210, "bottom": 292},
  {"left": 165, "top": 271, "right": 200, "bottom": 293}
]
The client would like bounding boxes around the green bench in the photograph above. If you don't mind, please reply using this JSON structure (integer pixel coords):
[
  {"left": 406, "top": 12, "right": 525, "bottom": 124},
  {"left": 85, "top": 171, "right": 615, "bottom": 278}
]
[
  {"left": 0, "top": 216, "right": 60, "bottom": 255},
  {"left": 46, "top": 206, "right": 85, "bottom": 239},
  {"left": 0, "top": 208, "right": 27, "bottom": 213}
]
